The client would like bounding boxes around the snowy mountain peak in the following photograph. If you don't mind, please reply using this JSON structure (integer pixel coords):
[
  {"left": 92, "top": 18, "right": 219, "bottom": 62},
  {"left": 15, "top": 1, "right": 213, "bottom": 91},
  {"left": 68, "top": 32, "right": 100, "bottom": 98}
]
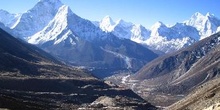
[
  {"left": 98, "top": 16, "right": 151, "bottom": 41},
  {"left": 133, "top": 24, "right": 148, "bottom": 31},
  {"left": 150, "top": 22, "right": 168, "bottom": 37},
  {"left": 151, "top": 21, "right": 166, "bottom": 29},
  {"left": 29, "top": 3, "right": 107, "bottom": 44},
  {"left": 102, "top": 15, "right": 114, "bottom": 24},
  {"left": 28, "top": 5, "right": 74, "bottom": 44},
  {"left": 185, "top": 12, "right": 220, "bottom": 39},
  {"left": 99, "top": 15, "right": 115, "bottom": 32},
  {"left": 190, "top": 12, "right": 215, "bottom": 20},
  {"left": 192, "top": 12, "right": 204, "bottom": 18},
  {"left": 57, "top": 5, "right": 72, "bottom": 16},
  {"left": 11, "top": 0, "right": 64, "bottom": 39},
  {"left": 0, "top": 9, "right": 21, "bottom": 28},
  {"left": 33, "top": 0, "right": 63, "bottom": 13},
  {"left": 130, "top": 24, "right": 151, "bottom": 43}
]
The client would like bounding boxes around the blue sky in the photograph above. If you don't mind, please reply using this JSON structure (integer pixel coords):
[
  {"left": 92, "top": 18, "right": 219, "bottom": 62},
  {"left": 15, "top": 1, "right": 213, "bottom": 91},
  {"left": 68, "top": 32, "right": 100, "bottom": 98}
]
[{"left": 0, "top": 0, "right": 219, "bottom": 28}]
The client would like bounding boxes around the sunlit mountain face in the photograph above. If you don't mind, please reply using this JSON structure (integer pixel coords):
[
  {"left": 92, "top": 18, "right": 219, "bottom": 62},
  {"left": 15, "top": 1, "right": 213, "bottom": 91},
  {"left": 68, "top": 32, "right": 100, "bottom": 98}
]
[{"left": 0, "top": 0, "right": 219, "bottom": 109}]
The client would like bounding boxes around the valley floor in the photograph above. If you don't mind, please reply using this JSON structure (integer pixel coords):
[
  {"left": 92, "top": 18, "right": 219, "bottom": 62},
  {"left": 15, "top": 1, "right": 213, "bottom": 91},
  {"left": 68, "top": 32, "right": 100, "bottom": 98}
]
[{"left": 0, "top": 77, "right": 156, "bottom": 110}]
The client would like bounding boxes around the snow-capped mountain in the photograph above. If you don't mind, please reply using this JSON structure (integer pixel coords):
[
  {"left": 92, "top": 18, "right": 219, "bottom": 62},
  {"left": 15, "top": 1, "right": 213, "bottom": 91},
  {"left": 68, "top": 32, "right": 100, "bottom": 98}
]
[
  {"left": 2, "top": 1, "right": 219, "bottom": 54},
  {"left": 11, "top": 0, "right": 63, "bottom": 39},
  {"left": 96, "top": 12, "right": 220, "bottom": 53},
  {"left": 0, "top": 9, "right": 21, "bottom": 28},
  {"left": 0, "top": 0, "right": 158, "bottom": 78},
  {"left": 145, "top": 22, "right": 199, "bottom": 53},
  {"left": 28, "top": 5, "right": 103, "bottom": 44},
  {"left": 99, "top": 16, "right": 115, "bottom": 32},
  {"left": 1, "top": 0, "right": 220, "bottom": 54},
  {"left": 184, "top": 12, "right": 220, "bottom": 39},
  {"left": 130, "top": 24, "right": 151, "bottom": 43},
  {"left": 98, "top": 16, "right": 151, "bottom": 43},
  {"left": 114, "top": 19, "right": 151, "bottom": 41},
  {"left": 97, "top": 17, "right": 200, "bottom": 53},
  {"left": 28, "top": 5, "right": 77, "bottom": 45}
]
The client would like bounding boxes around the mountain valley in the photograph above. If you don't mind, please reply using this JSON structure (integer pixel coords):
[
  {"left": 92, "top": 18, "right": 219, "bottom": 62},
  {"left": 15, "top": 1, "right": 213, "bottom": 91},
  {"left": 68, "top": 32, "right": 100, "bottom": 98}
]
[{"left": 0, "top": 0, "right": 219, "bottom": 109}]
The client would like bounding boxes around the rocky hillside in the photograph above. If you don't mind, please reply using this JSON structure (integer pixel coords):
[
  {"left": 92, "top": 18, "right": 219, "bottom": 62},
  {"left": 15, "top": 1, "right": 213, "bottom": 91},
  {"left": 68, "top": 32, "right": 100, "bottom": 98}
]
[{"left": 167, "top": 77, "right": 220, "bottom": 110}]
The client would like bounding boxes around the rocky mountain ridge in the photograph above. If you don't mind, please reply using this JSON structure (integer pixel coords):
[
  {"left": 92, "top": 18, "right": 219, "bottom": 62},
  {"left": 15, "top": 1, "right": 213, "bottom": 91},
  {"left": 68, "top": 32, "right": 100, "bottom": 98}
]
[{"left": 96, "top": 12, "right": 220, "bottom": 53}]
